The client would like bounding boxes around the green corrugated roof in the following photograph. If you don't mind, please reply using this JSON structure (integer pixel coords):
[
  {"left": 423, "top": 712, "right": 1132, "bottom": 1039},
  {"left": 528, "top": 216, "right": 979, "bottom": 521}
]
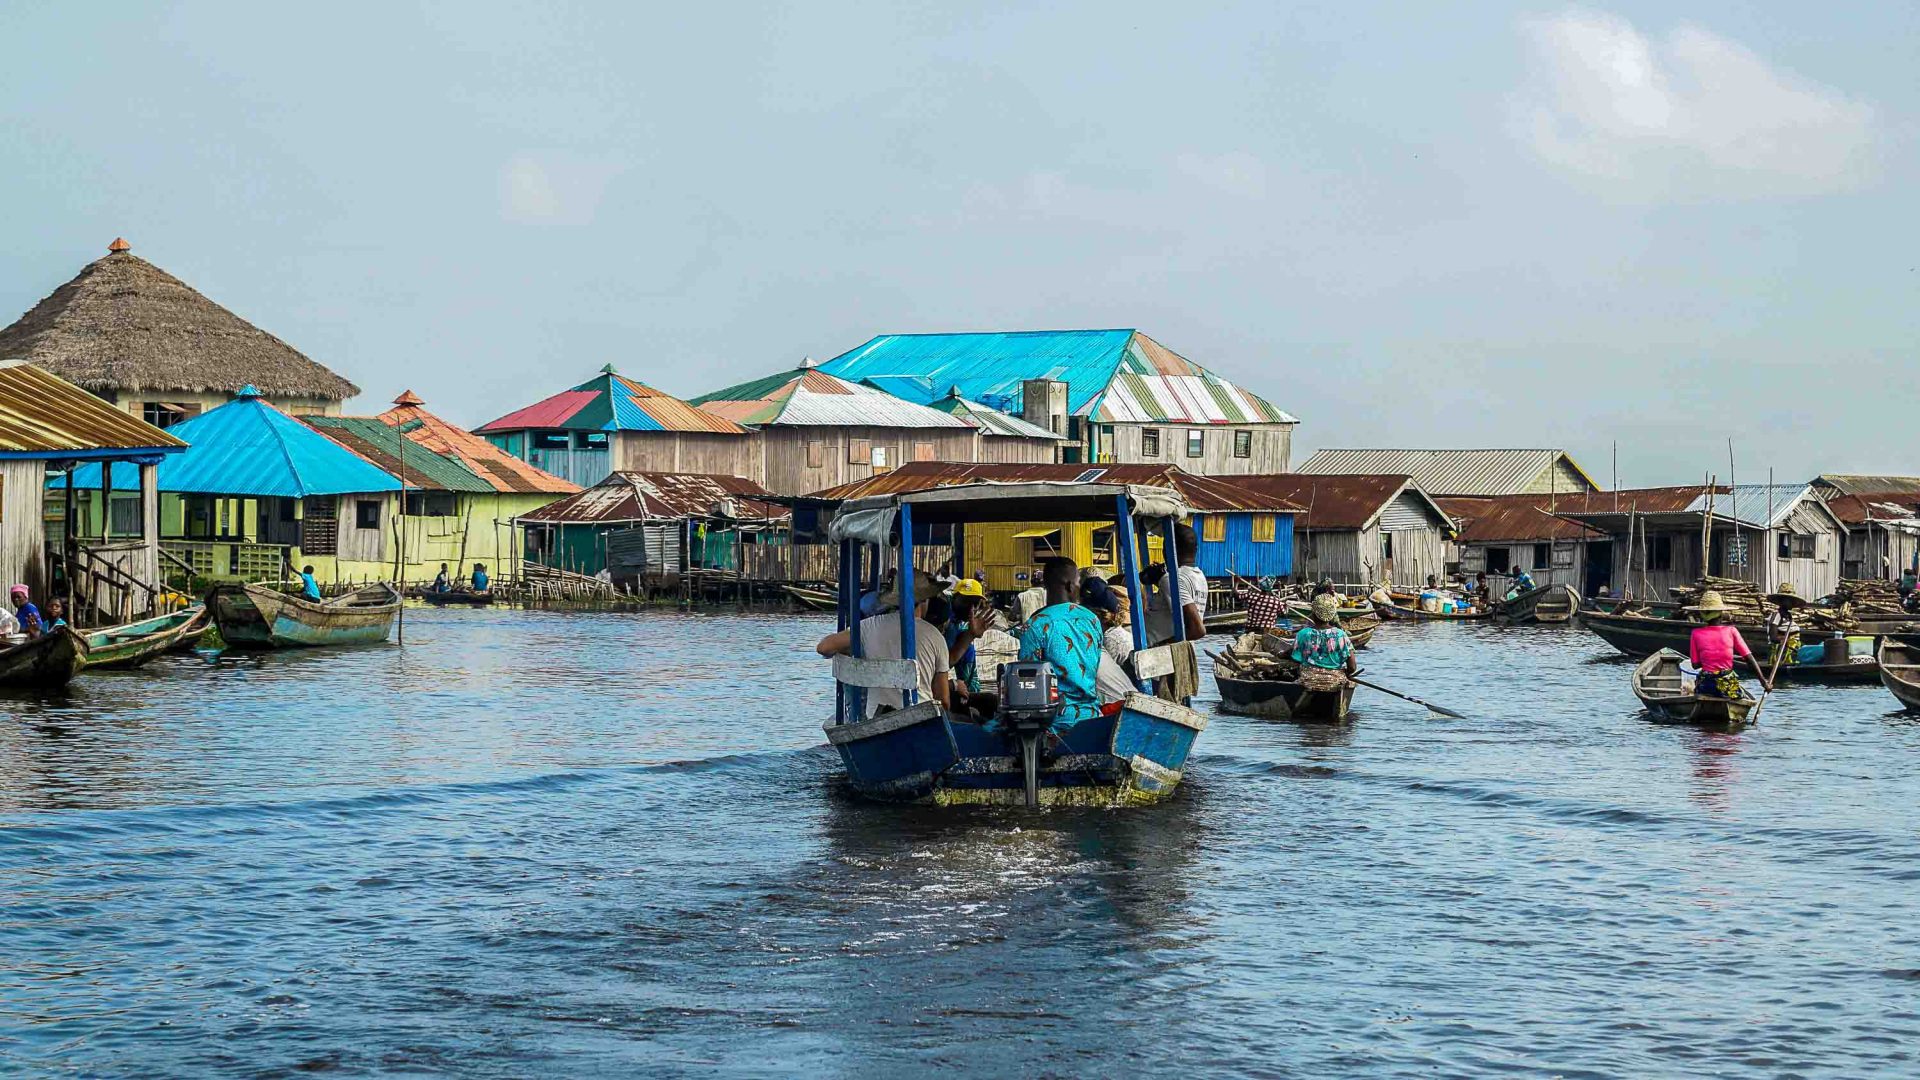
[{"left": 303, "top": 416, "right": 494, "bottom": 492}]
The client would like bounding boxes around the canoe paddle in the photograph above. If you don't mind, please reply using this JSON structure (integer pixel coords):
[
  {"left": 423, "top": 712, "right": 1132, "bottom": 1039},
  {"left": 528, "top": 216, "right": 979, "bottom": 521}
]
[
  {"left": 1352, "top": 678, "right": 1466, "bottom": 719},
  {"left": 1748, "top": 636, "right": 1791, "bottom": 724}
]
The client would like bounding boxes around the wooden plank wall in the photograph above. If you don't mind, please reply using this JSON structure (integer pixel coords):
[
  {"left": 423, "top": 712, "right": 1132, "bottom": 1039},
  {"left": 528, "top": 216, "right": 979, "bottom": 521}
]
[
  {"left": 1, "top": 460, "right": 49, "bottom": 601},
  {"left": 1097, "top": 423, "right": 1292, "bottom": 473}
]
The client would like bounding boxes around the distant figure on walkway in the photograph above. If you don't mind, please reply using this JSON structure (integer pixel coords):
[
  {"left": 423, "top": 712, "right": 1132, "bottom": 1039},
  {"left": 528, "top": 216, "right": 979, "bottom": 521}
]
[{"left": 298, "top": 565, "right": 323, "bottom": 602}]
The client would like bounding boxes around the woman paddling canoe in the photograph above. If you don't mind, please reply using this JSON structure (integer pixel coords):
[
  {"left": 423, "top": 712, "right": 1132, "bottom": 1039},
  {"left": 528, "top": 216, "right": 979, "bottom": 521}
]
[{"left": 1686, "top": 590, "right": 1772, "bottom": 700}]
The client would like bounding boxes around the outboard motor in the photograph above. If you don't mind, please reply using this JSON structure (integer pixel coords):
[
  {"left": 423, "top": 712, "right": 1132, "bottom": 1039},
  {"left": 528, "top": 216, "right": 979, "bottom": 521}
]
[{"left": 997, "top": 661, "right": 1063, "bottom": 808}]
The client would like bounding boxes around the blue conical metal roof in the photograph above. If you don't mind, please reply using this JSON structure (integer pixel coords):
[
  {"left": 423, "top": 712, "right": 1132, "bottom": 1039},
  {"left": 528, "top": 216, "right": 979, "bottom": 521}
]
[{"left": 66, "top": 396, "right": 401, "bottom": 497}]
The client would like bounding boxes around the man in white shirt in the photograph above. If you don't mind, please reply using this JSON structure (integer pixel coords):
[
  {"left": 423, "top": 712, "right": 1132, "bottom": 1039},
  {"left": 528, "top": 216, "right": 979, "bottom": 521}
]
[
  {"left": 816, "top": 577, "right": 951, "bottom": 716},
  {"left": 1143, "top": 523, "right": 1208, "bottom": 645}
]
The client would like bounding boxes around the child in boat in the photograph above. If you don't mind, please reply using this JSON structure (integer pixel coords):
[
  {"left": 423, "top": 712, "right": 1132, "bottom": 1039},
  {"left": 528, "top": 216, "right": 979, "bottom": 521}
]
[
  {"left": 471, "top": 564, "right": 490, "bottom": 592},
  {"left": 431, "top": 563, "right": 452, "bottom": 593},
  {"left": 42, "top": 599, "right": 66, "bottom": 629},
  {"left": 298, "top": 566, "right": 323, "bottom": 601},
  {"left": 1686, "top": 591, "right": 1771, "bottom": 698},
  {"left": 1292, "top": 595, "right": 1358, "bottom": 688}
]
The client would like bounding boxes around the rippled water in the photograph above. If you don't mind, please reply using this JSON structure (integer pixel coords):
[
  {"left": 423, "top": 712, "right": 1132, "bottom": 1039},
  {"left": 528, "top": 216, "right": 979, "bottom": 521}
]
[{"left": 4, "top": 609, "right": 1920, "bottom": 1077}]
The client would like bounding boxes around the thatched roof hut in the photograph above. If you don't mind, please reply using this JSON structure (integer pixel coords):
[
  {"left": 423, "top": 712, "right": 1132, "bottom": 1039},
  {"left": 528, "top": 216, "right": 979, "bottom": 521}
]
[{"left": 0, "top": 239, "right": 359, "bottom": 403}]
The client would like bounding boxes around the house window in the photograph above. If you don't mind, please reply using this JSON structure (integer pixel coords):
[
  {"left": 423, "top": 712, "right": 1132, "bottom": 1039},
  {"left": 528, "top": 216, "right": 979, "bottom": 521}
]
[
  {"left": 404, "top": 491, "right": 457, "bottom": 516},
  {"left": 302, "top": 497, "right": 339, "bottom": 555},
  {"left": 1485, "top": 547, "right": 1511, "bottom": 573},
  {"left": 1382, "top": 532, "right": 1393, "bottom": 560},
  {"left": 532, "top": 431, "right": 570, "bottom": 450},
  {"left": 1533, "top": 543, "right": 1550, "bottom": 569},
  {"left": 1186, "top": 429, "right": 1204, "bottom": 458},
  {"left": 1233, "top": 430, "right": 1252, "bottom": 458},
  {"left": 142, "top": 402, "right": 199, "bottom": 429},
  {"left": 1251, "top": 514, "right": 1276, "bottom": 543},
  {"left": 1651, "top": 535, "right": 1673, "bottom": 571},
  {"left": 1067, "top": 417, "right": 1082, "bottom": 442},
  {"left": 574, "top": 432, "right": 608, "bottom": 450},
  {"left": 1141, "top": 429, "right": 1161, "bottom": 457},
  {"left": 1552, "top": 544, "right": 1576, "bottom": 568},
  {"left": 1201, "top": 515, "right": 1225, "bottom": 542},
  {"left": 355, "top": 500, "right": 382, "bottom": 529},
  {"left": 912, "top": 442, "right": 935, "bottom": 462},
  {"left": 807, "top": 442, "right": 824, "bottom": 469},
  {"left": 848, "top": 438, "right": 872, "bottom": 465},
  {"left": 871, "top": 446, "right": 890, "bottom": 469},
  {"left": 108, "top": 493, "right": 143, "bottom": 537},
  {"left": 1778, "top": 533, "right": 1816, "bottom": 559}
]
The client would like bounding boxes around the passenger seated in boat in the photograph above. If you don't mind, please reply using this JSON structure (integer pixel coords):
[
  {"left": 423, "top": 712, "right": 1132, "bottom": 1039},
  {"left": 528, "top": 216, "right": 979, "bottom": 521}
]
[
  {"left": 1080, "top": 578, "right": 1137, "bottom": 707},
  {"left": 1506, "top": 568, "right": 1535, "bottom": 599},
  {"left": 11, "top": 585, "right": 44, "bottom": 638},
  {"left": 431, "top": 563, "right": 452, "bottom": 593},
  {"left": 858, "top": 569, "right": 896, "bottom": 618},
  {"left": 42, "top": 599, "right": 66, "bottom": 629},
  {"left": 1686, "top": 591, "right": 1770, "bottom": 699},
  {"left": 934, "top": 589, "right": 996, "bottom": 719},
  {"left": 1142, "top": 524, "right": 1207, "bottom": 645},
  {"left": 298, "top": 565, "right": 323, "bottom": 602},
  {"left": 815, "top": 578, "right": 951, "bottom": 718},
  {"left": 1765, "top": 584, "right": 1805, "bottom": 666},
  {"left": 1015, "top": 557, "right": 1104, "bottom": 729},
  {"left": 471, "top": 563, "right": 490, "bottom": 592},
  {"left": 1292, "top": 595, "right": 1358, "bottom": 688}
]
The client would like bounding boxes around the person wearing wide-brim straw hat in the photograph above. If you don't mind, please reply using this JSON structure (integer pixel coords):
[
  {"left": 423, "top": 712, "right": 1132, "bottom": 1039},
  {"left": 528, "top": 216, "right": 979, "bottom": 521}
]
[
  {"left": 1684, "top": 590, "right": 1769, "bottom": 698},
  {"left": 1764, "top": 583, "right": 1806, "bottom": 665}
]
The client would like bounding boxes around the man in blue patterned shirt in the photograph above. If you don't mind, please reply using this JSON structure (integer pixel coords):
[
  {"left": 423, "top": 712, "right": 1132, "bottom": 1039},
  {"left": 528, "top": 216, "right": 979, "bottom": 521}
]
[{"left": 1016, "top": 558, "right": 1103, "bottom": 730}]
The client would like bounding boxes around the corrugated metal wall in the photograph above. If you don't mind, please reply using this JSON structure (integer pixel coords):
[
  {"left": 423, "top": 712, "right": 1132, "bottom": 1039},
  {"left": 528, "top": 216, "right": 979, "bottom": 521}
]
[
  {"left": 1194, "top": 512, "right": 1292, "bottom": 579},
  {"left": 1, "top": 460, "right": 49, "bottom": 601},
  {"left": 1377, "top": 491, "right": 1437, "bottom": 531}
]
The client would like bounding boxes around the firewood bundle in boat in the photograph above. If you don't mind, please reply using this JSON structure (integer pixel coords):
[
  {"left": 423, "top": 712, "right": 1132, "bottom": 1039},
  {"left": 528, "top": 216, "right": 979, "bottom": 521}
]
[
  {"left": 1214, "top": 632, "right": 1302, "bottom": 681},
  {"left": 1833, "top": 578, "right": 1907, "bottom": 614}
]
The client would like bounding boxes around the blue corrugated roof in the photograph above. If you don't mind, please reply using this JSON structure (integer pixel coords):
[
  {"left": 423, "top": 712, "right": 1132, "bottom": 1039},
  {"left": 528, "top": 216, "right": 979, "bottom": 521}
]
[
  {"left": 66, "top": 393, "right": 401, "bottom": 497},
  {"left": 819, "top": 330, "right": 1137, "bottom": 415}
]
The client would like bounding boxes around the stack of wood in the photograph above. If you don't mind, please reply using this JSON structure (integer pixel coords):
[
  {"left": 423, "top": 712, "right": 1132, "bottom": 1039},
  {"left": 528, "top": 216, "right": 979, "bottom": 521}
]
[
  {"left": 1669, "top": 577, "right": 1768, "bottom": 623},
  {"left": 1213, "top": 632, "right": 1300, "bottom": 682},
  {"left": 1833, "top": 578, "right": 1907, "bottom": 614}
]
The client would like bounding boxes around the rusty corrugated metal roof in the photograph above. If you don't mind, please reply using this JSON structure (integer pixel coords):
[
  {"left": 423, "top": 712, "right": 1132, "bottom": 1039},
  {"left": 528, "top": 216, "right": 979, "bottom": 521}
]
[
  {"left": 1824, "top": 493, "right": 1920, "bottom": 526},
  {"left": 1225, "top": 474, "right": 1450, "bottom": 531},
  {"left": 803, "top": 461, "right": 1302, "bottom": 513},
  {"left": 1814, "top": 474, "right": 1920, "bottom": 497},
  {"left": 303, "top": 416, "right": 496, "bottom": 492},
  {"left": 517, "top": 471, "right": 786, "bottom": 524},
  {"left": 1296, "top": 448, "right": 1597, "bottom": 496},
  {"left": 0, "top": 362, "right": 186, "bottom": 456},
  {"left": 378, "top": 395, "right": 579, "bottom": 495},
  {"left": 1436, "top": 494, "right": 1609, "bottom": 543}
]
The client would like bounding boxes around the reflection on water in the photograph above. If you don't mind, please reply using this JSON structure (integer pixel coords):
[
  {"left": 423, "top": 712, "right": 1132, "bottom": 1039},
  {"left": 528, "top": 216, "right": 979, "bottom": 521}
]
[{"left": 4, "top": 610, "right": 1920, "bottom": 1075}]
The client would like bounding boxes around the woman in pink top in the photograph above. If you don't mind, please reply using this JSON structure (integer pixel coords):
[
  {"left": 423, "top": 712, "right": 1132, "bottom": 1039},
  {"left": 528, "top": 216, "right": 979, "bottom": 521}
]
[{"left": 1686, "top": 590, "right": 1771, "bottom": 699}]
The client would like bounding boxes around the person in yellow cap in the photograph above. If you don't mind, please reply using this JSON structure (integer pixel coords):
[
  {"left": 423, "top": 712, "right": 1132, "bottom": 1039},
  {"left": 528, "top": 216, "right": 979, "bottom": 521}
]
[{"left": 943, "top": 577, "right": 993, "bottom": 707}]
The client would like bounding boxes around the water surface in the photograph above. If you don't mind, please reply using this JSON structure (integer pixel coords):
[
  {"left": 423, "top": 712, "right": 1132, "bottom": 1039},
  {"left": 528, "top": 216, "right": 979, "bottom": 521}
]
[{"left": 4, "top": 610, "right": 1918, "bottom": 1077}]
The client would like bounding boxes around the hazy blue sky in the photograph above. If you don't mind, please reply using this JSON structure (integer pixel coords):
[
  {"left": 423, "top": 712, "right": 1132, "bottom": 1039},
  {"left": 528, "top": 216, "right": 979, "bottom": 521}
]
[{"left": 2, "top": 2, "right": 1913, "bottom": 485}]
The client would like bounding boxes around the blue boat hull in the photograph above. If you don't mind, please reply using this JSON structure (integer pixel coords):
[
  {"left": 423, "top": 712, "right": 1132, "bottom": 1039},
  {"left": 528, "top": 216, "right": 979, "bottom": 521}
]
[{"left": 824, "top": 693, "right": 1207, "bottom": 806}]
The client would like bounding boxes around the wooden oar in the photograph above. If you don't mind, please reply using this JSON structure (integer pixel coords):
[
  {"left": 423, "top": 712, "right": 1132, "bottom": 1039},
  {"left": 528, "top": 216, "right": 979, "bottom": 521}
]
[
  {"left": 1352, "top": 677, "right": 1466, "bottom": 719},
  {"left": 1748, "top": 633, "right": 1791, "bottom": 724}
]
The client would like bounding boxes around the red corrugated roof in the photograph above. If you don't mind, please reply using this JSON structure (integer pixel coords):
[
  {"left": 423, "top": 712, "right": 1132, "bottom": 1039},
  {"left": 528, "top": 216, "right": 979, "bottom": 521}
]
[
  {"left": 1224, "top": 474, "right": 1429, "bottom": 530},
  {"left": 477, "top": 390, "right": 595, "bottom": 433},
  {"left": 1436, "top": 495, "right": 1608, "bottom": 543},
  {"left": 803, "top": 461, "right": 1303, "bottom": 513},
  {"left": 377, "top": 398, "right": 579, "bottom": 495},
  {"left": 517, "top": 471, "right": 785, "bottom": 523},
  {"left": 1823, "top": 492, "right": 1920, "bottom": 526}
]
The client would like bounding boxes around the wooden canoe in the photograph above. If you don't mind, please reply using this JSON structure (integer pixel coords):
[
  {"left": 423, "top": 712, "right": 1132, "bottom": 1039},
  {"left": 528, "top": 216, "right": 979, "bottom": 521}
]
[
  {"left": 1877, "top": 639, "right": 1920, "bottom": 711},
  {"left": 1379, "top": 601, "right": 1493, "bottom": 621},
  {"left": 1204, "top": 609, "right": 1247, "bottom": 634},
  {"left": 80, "top": 607, "right": 211, "bottom": 671},
  {"left": 0, "top": 627, "right": 88, "bottom": 688},
  {"left": 1500, "top": 584, "right": 1579, "bottom": 624},
  {"left": 782, "top": 585, "right": 837, "bottom": 611},
  {"left": 420, "top": 589, "right": 494, "bottom": 607},
  {"left": 1214, "top": 669, "right": 1354, "bottom": 721},
  {"left": 1631, "top": 648, "right": 1755, "bottom": 727},
  {"left": 208, "top": 582, "right": 400, "bottom": 649}
]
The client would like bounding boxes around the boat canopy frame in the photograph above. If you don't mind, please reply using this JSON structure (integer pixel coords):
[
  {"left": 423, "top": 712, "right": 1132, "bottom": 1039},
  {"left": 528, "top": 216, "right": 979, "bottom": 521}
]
[{"left": 828, "top": 480, "right": 1195, "bottom": 727}]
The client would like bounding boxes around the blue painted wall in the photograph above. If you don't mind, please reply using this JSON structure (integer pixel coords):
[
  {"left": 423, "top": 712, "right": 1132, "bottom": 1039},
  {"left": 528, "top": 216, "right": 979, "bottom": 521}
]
[{"left": 1193, "top": 512, "right": 1294, "bottom": 579}]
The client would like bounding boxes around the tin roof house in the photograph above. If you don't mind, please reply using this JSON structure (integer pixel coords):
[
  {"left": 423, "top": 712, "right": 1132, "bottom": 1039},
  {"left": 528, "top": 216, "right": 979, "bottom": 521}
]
[
  {"left": 1227, "top": 473, "right": 1454, "bottom": 588},
  {"left": 813, "top": 329, "right": 1298, "bottom": 473},
  {"left": 1296, "top": 449, "right": 1598, "bottom": 497},
  {"left": 515, "top": 470, "right": 786, "bottom": 586},
  {"left": 0, "top": 238, "right": 358, "bottom": 426},
  {"left": 1810, "top": 475, "right": 1920, "bottom": 580},
  {"left": 1561, "top": 484, "right": 1843, "bottom": 601},
  {"left": 476, "top": 365, "right": 756, "bottom": 489},
  {"left": 689, "top": 362, "right": 984, "bottom": 496},
  {"left": 2, "top": 362, "right": 186, "bottom": 625}
]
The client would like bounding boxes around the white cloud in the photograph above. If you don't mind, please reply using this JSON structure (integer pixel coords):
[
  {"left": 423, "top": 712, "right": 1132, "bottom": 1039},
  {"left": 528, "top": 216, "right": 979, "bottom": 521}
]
[
  {"left": 498, "top": 153, "right": 621, "bottom": 225},
  {"left": 1514, "top": 9, "right": 1878, "bottom": 199}
]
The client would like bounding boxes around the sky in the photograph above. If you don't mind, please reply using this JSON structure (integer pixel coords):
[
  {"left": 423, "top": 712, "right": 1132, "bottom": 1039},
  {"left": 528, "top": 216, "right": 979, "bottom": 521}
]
[{"left": 1, "top": 2, "right": 1913, "bottom": 487}]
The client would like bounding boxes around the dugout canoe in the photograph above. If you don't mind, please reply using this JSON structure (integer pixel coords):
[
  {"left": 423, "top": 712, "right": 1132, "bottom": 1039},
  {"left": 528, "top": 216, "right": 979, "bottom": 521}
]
[
  {"left": 80, "top": 607, "right": 210, "bottom": 671},
  {"left": 1631, "top": 648, "right": 1755, "bottom": 727},
  {"left": 782, "top": 585, "right": 837, "bottom": 611},
  {"left": 208, "top": 583, "right": 400, "bottom": 649},
  {"left": 0, "top": 627, "right": 88, "bottom": 689},
  {"left": 1500, "top": 584, "right": 1579, "bottom": 624},
  {"left": 1877, "top": 639, "right": 1920, "bottom": 711},
  {"left": 1214, "top": 669, "right": 1354, "bottom": 721},
  {"left": 419, "top": 589, "right": 493, "bottom": 607}
]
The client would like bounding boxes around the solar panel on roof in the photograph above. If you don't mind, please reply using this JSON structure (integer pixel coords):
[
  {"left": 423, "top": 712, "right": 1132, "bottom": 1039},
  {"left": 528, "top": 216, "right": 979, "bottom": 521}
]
[{"left": 1074, "top": 468, "right": 1107, "bottom": 483}]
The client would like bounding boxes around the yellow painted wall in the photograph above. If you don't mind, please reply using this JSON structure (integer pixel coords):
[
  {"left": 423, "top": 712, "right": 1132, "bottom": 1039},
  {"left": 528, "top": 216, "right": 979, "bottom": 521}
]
[{"left": 963, "top": 521, "right": 1163, "bottom": 592}]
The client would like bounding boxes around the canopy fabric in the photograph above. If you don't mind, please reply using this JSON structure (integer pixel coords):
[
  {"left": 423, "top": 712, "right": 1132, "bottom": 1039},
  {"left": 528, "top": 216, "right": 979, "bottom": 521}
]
[
  {"left": 827, "top": 481, "right": 1189, "bottom": 545},
  {"left": 65, "top": 394, "right": 400, "bottom": 497}
]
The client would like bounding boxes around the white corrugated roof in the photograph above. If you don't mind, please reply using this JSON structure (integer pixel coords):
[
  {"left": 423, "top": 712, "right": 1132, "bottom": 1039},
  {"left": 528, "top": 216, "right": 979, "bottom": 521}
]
[
  {"left": 1087, "top": 373, "right": 1298, "bottom": 425},
  {"left": 776, "top": 375, "right": 973, "bottom": 429},
  {"left": 1297, "top": 448, "right": 1594, "bottom": 496}
]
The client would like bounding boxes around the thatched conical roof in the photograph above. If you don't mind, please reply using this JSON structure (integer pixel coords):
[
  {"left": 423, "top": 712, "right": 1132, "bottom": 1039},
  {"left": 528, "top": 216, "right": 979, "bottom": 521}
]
[{"left": 0, "top": 241, "right": 359, "bottom": 401}]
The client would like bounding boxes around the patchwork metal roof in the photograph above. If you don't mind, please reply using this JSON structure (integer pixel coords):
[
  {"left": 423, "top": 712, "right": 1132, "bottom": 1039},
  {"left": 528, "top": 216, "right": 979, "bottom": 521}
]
[
  {"left": 1223, "top": 474, "right": 1451, "bottom": 531},
  {"left": 815, "top": 329, "right": 1296, "bottom": 425},
  {"left": 0, "top": 361, "right": 186, "bottom": 459},
  {"left": 803, "top": 461, "right": 1303, "bottom": 513},
  {"left": 920, "top": 391, "right": 1065, "bottom": 440},
  {"left": 377, "top": 392, "right": 578, "bottom": 495},
  {"left": 1296, "top": 449, "right": 1597, "bottom": 496},
  {"left": 516, "top": 471, "right": 786, "bottom": 524},
  {"left": 1823, "top": 494, "right": 1920, "bottom": 526},
  {"left": 691, "top": 365, "right": 972, "bottom": 429},
  {"left": 66, "top": 387, "right": 399, "bottom": 497},
  {"left": 477, "top": 366, "right": 749, "bottom": 436},
  {"left": 303, "top": 416, "right": 494, "bottom": 493}
]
